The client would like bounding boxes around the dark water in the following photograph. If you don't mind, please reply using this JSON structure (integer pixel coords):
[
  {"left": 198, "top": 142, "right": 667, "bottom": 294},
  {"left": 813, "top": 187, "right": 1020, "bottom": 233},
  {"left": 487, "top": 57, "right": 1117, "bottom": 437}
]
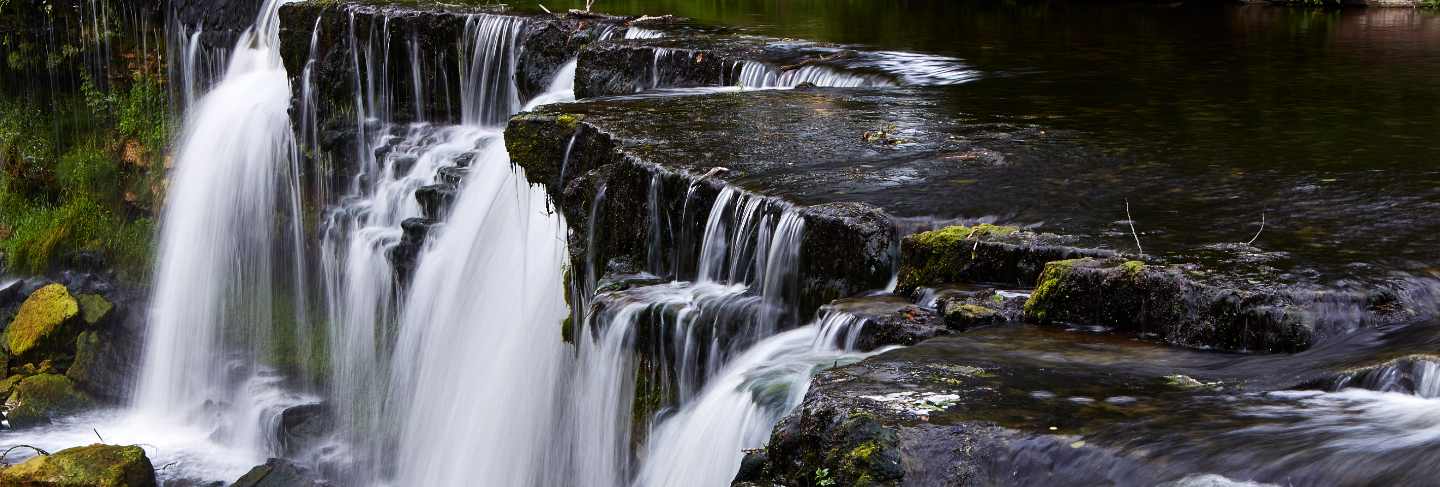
[{"left": 547, "top": 0, "right": 1440, "bottom": 283}]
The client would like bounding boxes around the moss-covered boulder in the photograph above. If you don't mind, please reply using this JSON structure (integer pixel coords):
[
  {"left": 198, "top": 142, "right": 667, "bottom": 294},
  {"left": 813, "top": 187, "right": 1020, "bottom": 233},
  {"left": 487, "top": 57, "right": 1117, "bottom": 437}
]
[
  {"left": 895, "top": 225, "right": 1113, "bottom": 295},
  {"left": 0, "top": 443, "right": 156, "bottom": 487},
  {"left": 74, "top": 294, "right": 113, "bottom": 327},
  {"left": 0, "top": 373, "right": 25, "bottom": 401},
  {"left": 64, "top": 330, "right": 135, "bottom": 400},
  {"left": 4, "top": 373, "right": 92, "bottom": 427},
  {"left": 4, "top": 284, "right": 82, "bottom": 364},
  {"left": 1022, "top": 258, "right": 1311, "bottom": 352}
]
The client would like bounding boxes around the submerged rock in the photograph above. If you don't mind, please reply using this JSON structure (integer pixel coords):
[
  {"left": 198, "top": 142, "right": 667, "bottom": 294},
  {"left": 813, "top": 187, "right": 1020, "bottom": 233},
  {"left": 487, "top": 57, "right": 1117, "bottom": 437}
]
[
  {"left": 4, "top": 284, "right": 82, "bottom": 365},
  {"left": 0, "top": 443, "right": 155, "bottom": 487},
  {"left": 4, "top": 373, "right": 92, "bottom": 427},
  {"left": 229, "top": 458, "right": 324, "bottom": 487}
]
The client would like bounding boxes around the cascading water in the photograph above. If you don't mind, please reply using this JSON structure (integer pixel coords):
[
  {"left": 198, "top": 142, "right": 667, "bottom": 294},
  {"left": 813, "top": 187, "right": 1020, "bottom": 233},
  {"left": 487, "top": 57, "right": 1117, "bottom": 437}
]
[
  {"left": 387, "top": 141, "right": 571, "bottom": 486},
  {"left": 132, "top": 0, "right": 310, "bottom": 463},
  {"left": 635, "top": 311, "right": 880, "bottom": 487},
  {"left": 312, "top": 7, "right": 582, "bottom": 483}
]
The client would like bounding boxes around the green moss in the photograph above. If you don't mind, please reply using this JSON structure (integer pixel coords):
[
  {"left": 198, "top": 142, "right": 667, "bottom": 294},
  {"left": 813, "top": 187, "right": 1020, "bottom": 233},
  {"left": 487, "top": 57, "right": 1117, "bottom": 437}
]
[
  {"left": 0, "top": 373, "right": 24, "bottom": 401},
  {"left": 1120, "top": 260, "right": 1145, "bottom": 277},
  {"left": 3, "top": 373, "right": 91, "bottom": 427},
  {"left": 555, "top": 113, "right": 582, "bottom": 128},
  {"left": 897, "top": 224, "right": 1024, "bottom": 292},
  {"left": 1023, "top": 258, "right": 1084, "bottom": 321},
  {"left": 560, "top": 315, "right": 574, "bottom": 343},
  {"left": 847, "top": 441, "right": 880, "bottom": 462},
  {"left": 4, "top": 284, "right": 79, "bottom": 360},
  {"left": 75, "top": 293, "right": 113, "bottom": 325},
  {"left": 0, "top": 443, "right": 155, "bottom": 487}
]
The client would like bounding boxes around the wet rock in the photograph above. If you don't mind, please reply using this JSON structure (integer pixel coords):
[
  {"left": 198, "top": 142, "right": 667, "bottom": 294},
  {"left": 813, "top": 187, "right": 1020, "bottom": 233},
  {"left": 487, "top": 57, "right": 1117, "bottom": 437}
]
[
  {"left": 576, "top": 42, "right": 746, "bottom": 97},
  {"left": 229, "top": 458, "right": 324, "bottom": 487},
  {"left": 941, "top": 300, "right": 1004, "bottom": 330},
  {"left": 1023, "top": 258, "right": 1311, "bottom": 352},
  {"left": 414, "top": 184, "right": 457, "bottom": 220},
  {"left": 895, "top": 224, "right": 1114, "bottom": 295},
  {"left": 75, "top": 293, "right": 114, "bottom": 327},
  {"left": 278, "top": 403, "right": 333, "bottom": 457},
  {"left": 3, "top": 373, "right": 92, "bottom": 428},
  {"left": 507, "top": 113, "right": 898, "bottom": 319},
  {"left": 65, "top": 329, "right": 140, "bottom": 402},
  {"left": 799, "top": 203, "right": 899, "bottom": 315},
  {"left": 388, "top": 218, "right": 439, "bottom": 281},
  {"left": 4, "top": 284, "right": 82, "bottom": 365},
  {"left": 822, "top": 296, "right": 948, "bottom": 350},
  {"left": 0, "top": 443, "right": 156, "bottom": 487}
]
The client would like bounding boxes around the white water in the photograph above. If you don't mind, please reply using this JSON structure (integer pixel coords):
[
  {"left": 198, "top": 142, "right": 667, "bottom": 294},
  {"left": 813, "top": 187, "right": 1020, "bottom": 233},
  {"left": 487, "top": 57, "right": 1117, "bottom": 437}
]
[
  {"left": 388, "top": 141, "right": 571, "bottom": 486},
  {"left": 635, "top": 311, "right": 877, "bottom": 487},
  {"left": 132, "top": 0, "right": 307, "bottom": 465}
]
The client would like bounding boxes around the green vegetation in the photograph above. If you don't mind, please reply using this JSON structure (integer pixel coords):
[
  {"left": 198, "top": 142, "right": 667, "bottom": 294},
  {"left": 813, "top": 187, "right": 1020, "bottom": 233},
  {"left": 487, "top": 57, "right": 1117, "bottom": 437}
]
[{"left": 0, "top": 73, "right": 168, "bottom": 277}]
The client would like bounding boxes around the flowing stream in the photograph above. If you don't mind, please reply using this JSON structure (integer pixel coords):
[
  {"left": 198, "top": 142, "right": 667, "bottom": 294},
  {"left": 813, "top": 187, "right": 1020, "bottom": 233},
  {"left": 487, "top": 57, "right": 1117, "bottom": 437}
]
[{"left": 4, "top": 2, "right": 1440, "bottom": 486}]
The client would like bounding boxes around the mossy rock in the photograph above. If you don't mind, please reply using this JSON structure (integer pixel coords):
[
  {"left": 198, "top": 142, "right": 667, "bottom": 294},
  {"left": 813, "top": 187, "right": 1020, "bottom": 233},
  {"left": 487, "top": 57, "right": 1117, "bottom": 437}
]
[
  {"left": 4, "top": 373, "right": 92, "bottom": 427},
  {"left": 896, "top": 225, "right": 1111, "bottom": 294},
  {"left": 75, "top": 293, "right": 113, "bottom": 326},
  {"left": 941, "top": 301, "right": 1002, "bottom": 330},
  {"left": 0, "top": 443, "right": 156, "bottom": 487},
  {"left": 65, "top": 331, "right": 125, "bottom": 399},
  {"left": 0, "top": 374, "right": 24, "bottom": 402},
  {"left": 4, "top": 284, "right": 82, "bottom": 364},
  {"left": 1022, "top": 258, "right": 1311, "bottom": 352}
]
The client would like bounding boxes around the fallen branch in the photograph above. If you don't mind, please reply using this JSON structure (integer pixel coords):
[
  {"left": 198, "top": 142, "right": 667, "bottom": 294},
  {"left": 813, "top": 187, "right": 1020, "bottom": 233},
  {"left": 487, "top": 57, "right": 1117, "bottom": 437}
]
[
  {"left": 1125, "top": 198, "right": 1143, "bottom": 258},
  {"left": 0, "top": 445, "right": 51, "bottom": 464},
  {"left": 93, "top": 428, "right": 105, "bottom": 443},
  {"left": 1246, "top": 211, "right": 1266, "bottom": 245}
]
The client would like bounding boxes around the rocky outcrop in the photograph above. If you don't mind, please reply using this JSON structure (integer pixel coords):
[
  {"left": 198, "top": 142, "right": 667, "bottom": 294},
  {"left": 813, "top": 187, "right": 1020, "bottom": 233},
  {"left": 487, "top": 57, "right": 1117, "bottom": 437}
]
[
  {"left": 507, "top": 111, "right": 898, "bottom": 320},
  {"left": 0, "top": 444, "right": 156, "bottom": 487},
  {"left": 895, "top": 225, "right": 1114, "bottom": 295},
  {"left": 0, "top": 278, "right": 142, "bottom": 421},
  {"left": 1023, "top": 258, "right": 1318, "bottom": 352}
]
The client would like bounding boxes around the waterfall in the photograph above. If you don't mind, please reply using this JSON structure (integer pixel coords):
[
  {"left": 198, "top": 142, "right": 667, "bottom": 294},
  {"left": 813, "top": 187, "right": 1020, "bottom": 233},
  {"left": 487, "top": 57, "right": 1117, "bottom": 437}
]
[
  {"left": 735, "top": 61, "right": 895, "bottom": 89},
  {"left": 635, "top": 311, "right": 875, "bottom": 487},
  {"left": 133, "top": 0, "right": 309, "bottom": 464},
  {"left": 387, "top": 142, "right": 570, "bottom": 486}
]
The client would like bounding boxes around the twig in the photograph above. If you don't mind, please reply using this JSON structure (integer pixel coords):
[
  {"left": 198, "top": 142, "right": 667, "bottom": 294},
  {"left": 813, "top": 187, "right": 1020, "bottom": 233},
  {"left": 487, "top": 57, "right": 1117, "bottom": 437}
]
[
  {"left": 159, "top": 461, "right": 179, "bottom": 471},
  {"left": 0, "top": 445, "right": 51, "bottom": 464},
  {"left": 537, "top": 3, "right": 552, "bottom": 14},
  {"left": 1246, "top": 211, "right": 1266, "bottom": 245},
  {"left": 93, "top": 428, "right": 105, "bottom": 443},
  {"left": 1125, "top": 198, "right": 1143, "bottom": 258}
]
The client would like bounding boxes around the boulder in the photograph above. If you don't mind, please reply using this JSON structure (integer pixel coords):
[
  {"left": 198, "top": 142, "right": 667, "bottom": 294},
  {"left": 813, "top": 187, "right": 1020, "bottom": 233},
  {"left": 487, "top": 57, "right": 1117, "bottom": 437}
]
[
  {"left": 895, "top": 224, "right": 1114, "bottom": 295},
  {"left": 4, "top": 284, "right": 82, "bottom": 365},
  {"left": 229, "top": 458, "right": 324, "bottom": 487},
  {"left": 74, "top": 294, "right": 113, "bottom": 327},
  {"left": 65, "top": 330, "right": 138, "bottom": 401},
  {"left": 278, "top": 403, "right": 333, "bottom": 457},
  {"left": 1023, "top": 258, "right": 1312, "bottom": 352},
  {"left": 4, "top": 373, "right": 92, "bottom": 427},
  {"left": 0, "top": 443, "right": 156, "bottom": 487}
]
